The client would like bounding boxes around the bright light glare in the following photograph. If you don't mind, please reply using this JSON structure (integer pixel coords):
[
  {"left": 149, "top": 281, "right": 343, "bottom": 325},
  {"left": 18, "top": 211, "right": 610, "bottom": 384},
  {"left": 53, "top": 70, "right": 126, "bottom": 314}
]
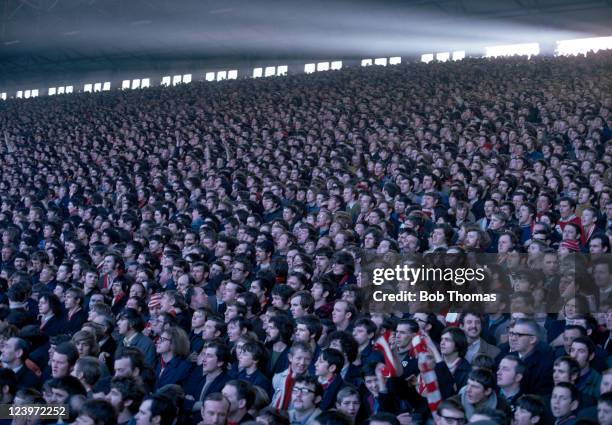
[
  {"left": 452, "top": 51, "right": 466, "bottom": 61},
  {"left": 122, "top": 80, "right": 130, "bottom": 89},
  {"left": 217, "top": 71, "right": 227, "bottom": 81},
  {"left": 84, "top": 84, "right": 92, "bottom": 93},
  {"left": 65, "top": 86, "right": 73, "bottom": 93},
  {"left": 304, "top": 63, "right": 315, "bottom": 74},
  {"left": 331, "top": 61, "right": 342, "bottom": 70},
  {"left": 24, "top": 90, "right": 31, "bottom": 98},
  {"left": 317, "top": 62, "right": 329, "bottom": 71},
  {"left": 1, "top": 93, "right": 6, "bottom": 100},
  {"left": 132, "top": 79, "right": 141, "bottom": 89},
  {"left": 361, "top": 59, "right": 373, "bottom": 67},
  {"left": 228, "top": 70, "right": 238, "bottom": 80},
  {"left": 556, "top": 37, "right": 612, "bottom": 56},
  {"left": 421, "top": 54, "right": 434, "bottom": 63},
  {"left": 374, "top": 57, "right": 388, "bottom": 66},
  {"left": 31, "top": 89, "right": 38, "bottom": 97},
  {"left": 49, "top": 88, "right": 57, "bottom": 96},
  {"left": 172, "top": 75, "right": 182, "bottom": 85},
  {"left": 265, "top": 66, "right": 276, "bottom": 77},
  {"left": 161, "top": 76, "right": 171, "bottom": 86},
  {"left": 94, "top": 83, "right": 102, "bottom": 92},
  {"left": 389, "top": 57, "right": 401, "bottom": 65},
  {"left": 253, "top": 68, "right": 263, "bottom": 78},
  {"left": 103, "top": 82, "right": 110, "bottom": 91},
  {"left": 182, "top": 74, "right": 192, "bottom": 84},
  {"left": 205, "top": 72, "right": 215, "bottom": 82},
  {"left": 436, "top": 52, "right": 450, "bottom": 62},
  {"left": 58, "top": 87, "right": 65, "bottom": 94},
  {"left": 277, "top": 66, "right": 288, "bottom": 76},
  {"left": 141, "top": 78, "right": 150, "bottom": 88},
  {"left": 485, "top": 42, "right": 540, "bottom": 58},
  {"left": 16, "top": 91, "right": 23, "bottom": 98}
]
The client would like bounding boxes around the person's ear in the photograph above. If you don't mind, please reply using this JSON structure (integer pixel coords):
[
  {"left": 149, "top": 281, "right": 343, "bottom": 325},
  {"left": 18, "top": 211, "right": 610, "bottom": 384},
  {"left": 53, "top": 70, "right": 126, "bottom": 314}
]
[
  {"left": 570, "top": 399, "right": 579, "bottom": 412},
  {"left": 152, "top": 415, "right": 161, "bottom": 425},
  {"left": 530, "top": 415, "right": 540, "bottom": 424},
  {"left": 484, "top": 387, "right": 492, "bottom": 397},
  {"left": 2, "top": 385, "right": 8, "bottom": 395},
  {"left": 238, "top": 398, "right": 246, "bottom": 410},
  {"left": 315, "top": 395, "right": 322, "bottom": 405},
  {"left": 329, "top": 364, "right": 337, "bottom": 375}
]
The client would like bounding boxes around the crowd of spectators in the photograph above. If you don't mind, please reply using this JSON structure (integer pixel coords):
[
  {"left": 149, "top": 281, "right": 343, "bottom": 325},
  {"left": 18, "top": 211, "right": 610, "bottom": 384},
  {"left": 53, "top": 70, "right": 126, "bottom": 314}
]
[{"left": 0, "top": 49, "right": 610, "bottom": 425}]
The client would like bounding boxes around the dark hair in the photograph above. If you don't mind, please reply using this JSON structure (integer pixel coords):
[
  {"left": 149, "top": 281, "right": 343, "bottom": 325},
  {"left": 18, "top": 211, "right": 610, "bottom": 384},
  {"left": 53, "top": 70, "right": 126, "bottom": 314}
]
[
  {"left": 241, "top": 341, "right": 268, "bottom": 369},
  {"left": 295, "top": 315, "right": 323, "bottom": 341},
  {"left": 40, "top": 293, "right": 64, "bottom": 317},
  {"left": 119, "top": 308, "right": 146, "bottom": 333},
  {"left": 516, "top": 395, "right": 545, "bottom": 424},
  {"left": 75, "top": 356, "right": 101, "bottom": 386},
  {"left": 313, "top": 410, "right": 352, "bottom": 425},
  {"left": 599, "top": 391, "right": 612, "bottom": 407},
  {"left": 354, "top": 317, "right": 377, "bottom": 337},
  {"left": 368, "top": 413, "right": 399, "bottom": 425},
  {"left": 78, "top": 399, "right": 117, "bottom": 425},
  {"left": 472, "top": 408, "right": 509, "bottom": 425},
  {"left": 146, "top": 394, "right": 176, "bottom": 425},
  {"left": 268, "top": 314, "right": 294, "bottom": 345},
  {"left": 225, "top": 379, "right": 255, "bottom": 410},
  {"left": 49, "top": 376, "right": 87, "bottom": 397},
  {"left": 110, "top": 376, "right": 146, "bottom": 415},
  {"left": 54, "top": 342, "right": 79, "bottom": 367},
  {"left": 571, "top": 336, "right": 596, "bottom": 357},
  {"left": 319, "top": 348, "right": 345, "bottom": 374},
  {"left": 468, "top": 368, "right": 495, "bottom": 390},
  {"left": 327, "top": 331, "right": 359, "bottom": 363},
  {"left": 554, "top": 382, "right": 580, "bottom": 403},
  {"left": 204, "top": 341, "right": 231, "bottom": 370},
  {"left": 441, "top": 327, "right": 468, "bottom": 358},
  {"left": 554, "top": 356, "right": 580, "bottom": 381},
  {"left": 294, "top": 375, "right": 323, "bottom": 398},
  {"left": 0, "top": 369, "right": 17, "bottom": 397},
  {"left": 500, "top": 354, "right": 526, "bottom": 376}
]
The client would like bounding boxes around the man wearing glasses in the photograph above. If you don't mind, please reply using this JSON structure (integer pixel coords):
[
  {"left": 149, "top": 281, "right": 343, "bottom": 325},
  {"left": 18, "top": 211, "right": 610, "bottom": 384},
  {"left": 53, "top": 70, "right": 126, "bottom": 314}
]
[
  {"left": 288, "top": 375, "right": 323, "bottom": 425},
  {"left": 434, "top": 398, "right": 466, "bottom": 425},
  {"left": 509, "top": 318, "right": 554, "bottom": 395}
]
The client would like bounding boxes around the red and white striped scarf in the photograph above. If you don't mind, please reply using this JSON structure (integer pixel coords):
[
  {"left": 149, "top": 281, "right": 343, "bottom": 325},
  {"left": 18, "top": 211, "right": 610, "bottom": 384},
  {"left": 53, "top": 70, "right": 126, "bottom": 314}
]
[{"left": 412, "top": 334, "right": 442, "bottom": 413}]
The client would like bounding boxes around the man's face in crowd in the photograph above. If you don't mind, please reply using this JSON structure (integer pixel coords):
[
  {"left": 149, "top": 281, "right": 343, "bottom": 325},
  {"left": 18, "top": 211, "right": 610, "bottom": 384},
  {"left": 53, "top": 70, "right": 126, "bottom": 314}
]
[
  {"left": 550, "top": 386, "right": 577, "bottom": 418},
  {"left": 332, "top": 301, "right": 350, "bottom": 325},
  {"left": 569, "top": 341, "right": 592, "bottom": 369},
  {"left": 114, "top": 357, "right": 134, "bottom": 378},
  {"left": 201, "top": 399, "right": 229, "bottom": 425},
  {"left": 202, "top": 347, "right": 223, "bottom": 374},
  {"left": 514, "top": 407, "right": 539, "bottom": 425},
  {"left": 465, "top": 379, "right": 490, "bottom": 405},
  {"left": 135, "top": 399, "right": 154, "bottom": 425},
  {"left": 461, "top": 314, "right": 481, "bottom": 340},
  {"left": 553, "top": 360, "right": 574, "bottom": 385},
  {"left": 289, "top": 349, "right": 312, "bottom": 376},
  {"left": 51, "top": 352, "right": 70, "bottom": 378},
  {"left": 337, "top": 394, "right": 360, "bottom": 419},
  {"left": 601, "top": 373, "right": 612, "bottom": 395},
  {"left": 292, "top": 382, "right": 319, "bottom": 412}
]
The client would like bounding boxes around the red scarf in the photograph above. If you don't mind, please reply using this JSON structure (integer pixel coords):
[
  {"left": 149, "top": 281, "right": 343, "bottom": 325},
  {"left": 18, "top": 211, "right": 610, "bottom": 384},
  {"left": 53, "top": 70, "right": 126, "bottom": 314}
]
[{"left": 276, "top": 368, "right": 295, "bottom": 410}]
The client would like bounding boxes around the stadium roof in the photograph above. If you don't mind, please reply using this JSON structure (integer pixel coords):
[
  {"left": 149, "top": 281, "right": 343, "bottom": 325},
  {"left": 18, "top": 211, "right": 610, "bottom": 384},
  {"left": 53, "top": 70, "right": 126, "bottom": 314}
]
[{"left": 0, "top": 0, "right": 611, "bottom": 84}]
